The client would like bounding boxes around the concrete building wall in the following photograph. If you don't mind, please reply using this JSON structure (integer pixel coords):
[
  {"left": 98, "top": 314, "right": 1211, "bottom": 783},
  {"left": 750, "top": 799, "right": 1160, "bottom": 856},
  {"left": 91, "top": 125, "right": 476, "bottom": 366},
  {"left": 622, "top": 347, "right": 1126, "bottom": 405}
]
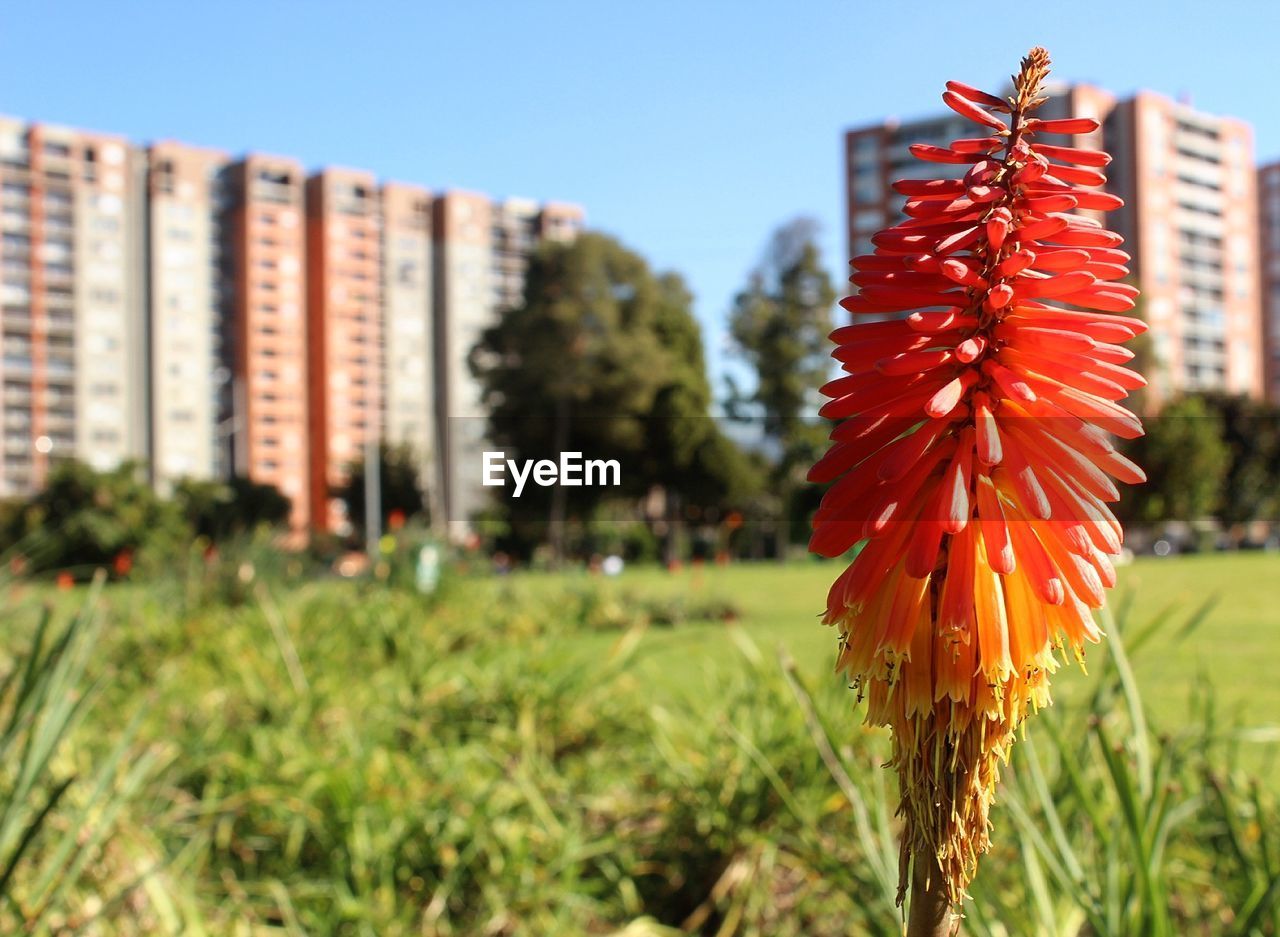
[
  {"left": 380, "top": 182, "right": 435, "bottom": 512},
  {"left": 70, "top": 130, "right": 146, "bottom": 472},
  {"left": 147, "top": 141, "right": 229, "bottom": 491},
  {"left": 491, "top": 197, "right": 541, "bottom": 313},
  {"left": 305, "top": 168, "right": 382, "bottom": 532},
  {"left": 0, "top": 115, "right": 31, "bottom": 495},
  {"left": 539, "top": 202, "right": 585, "bottom": 244},
  {"left": 1217, "top": 116, "right": 1262, "bottom": 398},
  {"left": 1114, "top": 93, "right": 1262, "bottom": 400},
  {"left": 0, "top": 118, "right": 146, "bottom": 496},
  {"left": 227, "top": 155, "right": 310, "bottom": 528},
  {"left": 1111, "top": 93, "right": 1180, "bottom": 399},
  {"left": 432, "top": 190, "right": 493, "bottom": 530},
  {"left": 1261, "top": 163, "right": 1280, "bottom": 403}
]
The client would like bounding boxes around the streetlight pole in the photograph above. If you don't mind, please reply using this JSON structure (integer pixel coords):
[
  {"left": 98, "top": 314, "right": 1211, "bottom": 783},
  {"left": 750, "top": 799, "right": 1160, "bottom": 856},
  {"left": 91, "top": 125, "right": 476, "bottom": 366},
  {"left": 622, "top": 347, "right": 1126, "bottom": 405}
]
[{"left": 364, "top": 431, "right": 381, "bottom": 565}]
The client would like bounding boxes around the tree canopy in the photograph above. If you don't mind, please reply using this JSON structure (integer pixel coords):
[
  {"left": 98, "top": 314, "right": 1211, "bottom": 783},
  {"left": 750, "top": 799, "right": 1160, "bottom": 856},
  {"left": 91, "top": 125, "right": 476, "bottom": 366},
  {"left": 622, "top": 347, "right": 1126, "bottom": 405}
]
[
  {"left": 727, "top": 218, "right": 836, "bottom": 542},
  {"left": 728, "top": 218, "right": 836, "bottom": 461},
  {"left": 1197, "top": 392, "right": 1280, "bottom": 525},
  {"left": 1118, "top": 395, "right": 1229, "bottom": 525},
  {"left": 173, "top": 476, "right": 292, "bottom": 542},
  {"left": 469, "top": 232, "right": 757, "bottom": 553}
]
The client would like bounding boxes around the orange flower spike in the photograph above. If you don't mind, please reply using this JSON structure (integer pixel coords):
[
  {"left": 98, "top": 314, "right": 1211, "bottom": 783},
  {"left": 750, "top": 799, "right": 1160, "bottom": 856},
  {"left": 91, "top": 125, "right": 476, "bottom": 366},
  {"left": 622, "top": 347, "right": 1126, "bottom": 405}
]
[{"left": 808, "top": 46, "right": 1146, "bottom": 914}]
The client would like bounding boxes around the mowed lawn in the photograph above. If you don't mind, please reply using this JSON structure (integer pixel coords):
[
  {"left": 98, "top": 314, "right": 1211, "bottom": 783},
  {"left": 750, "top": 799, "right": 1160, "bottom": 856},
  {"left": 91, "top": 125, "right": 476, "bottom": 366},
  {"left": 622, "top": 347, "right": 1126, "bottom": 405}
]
[{"left": 504, "top": 552, "right": 1280, "bottom": 755}]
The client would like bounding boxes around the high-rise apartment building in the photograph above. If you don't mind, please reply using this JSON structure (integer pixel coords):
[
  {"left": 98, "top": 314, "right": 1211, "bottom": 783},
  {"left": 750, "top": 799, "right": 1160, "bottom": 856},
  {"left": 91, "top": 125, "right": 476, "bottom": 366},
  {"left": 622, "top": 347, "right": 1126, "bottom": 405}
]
[
  {"left": 305, "top": 168, "right": 382, "bottom": 531},
  {"left": 0, "top": 117, "right": 147, "bottom": 497},
  {"left": 433, "top": 192, "right": 584, "bottom": 525},
  {"left": 147, "top": 141, "right": 230, "bottom": 492},
  {"left": 1104, "top": 91, "right": 1261, "bottom": 400},
  {"left": 1259, "top": 162, "right": 1280, "bottom": 403},
  {"left": 1, "top": 113, "right": 582, "bottom": 531},
  {"left": 843, "top": 84, "right": 1264, "bottom": 402},
  {"left": 225, "top": 155, "right": 310, "bottom": 527}
]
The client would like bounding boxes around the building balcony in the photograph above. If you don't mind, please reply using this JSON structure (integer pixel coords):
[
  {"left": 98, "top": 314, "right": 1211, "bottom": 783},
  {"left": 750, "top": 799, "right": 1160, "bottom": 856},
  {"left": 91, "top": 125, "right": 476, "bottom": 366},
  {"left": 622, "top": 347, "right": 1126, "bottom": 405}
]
[
  {"left": 1174, "top": 209, "right": 1224, "bottom": 236},
  {"left": 2, "top": 357, "right": 31, "bottom": 376},
  {"left": 250, "top": 182, "right": 296, "bottom": 206},
  {"left": 44, "top": 387, "right": 73, "bottom": 407},
  {"left": 1174, "top": 185, "right": 1225, "bottom": 213},
  {"left": 1172, "top": 133, "right": 1222, "bottom": 162},
  {"left": 1178, "top": 241, "right": 1222, "bottom": 262},
  {"left": 1180, "top": 265, "right": 1225, "bottom": 287},
  {"left": 2, "top": 310, "right": 32, "bottom": 330},
  {"left": 45, "top": 313, "right": 74, "bottom": 334},
  {"left": 1173, "top": 161, "right": 1223, "bottom": 190}
]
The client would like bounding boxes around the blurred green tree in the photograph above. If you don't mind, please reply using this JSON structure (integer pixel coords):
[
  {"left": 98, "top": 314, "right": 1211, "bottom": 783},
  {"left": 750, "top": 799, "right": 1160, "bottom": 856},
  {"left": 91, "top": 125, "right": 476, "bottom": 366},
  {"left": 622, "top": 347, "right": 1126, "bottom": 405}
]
[
  {"left": 1119, "top": 395, "right": 1229, "bottom": 524},
  {"left": 470, "top": 232, "right": 758, "bottom": 558},
  {"left": 727, "top": 218, "right": 836, "bottom": 545},
  {"left": 1197, "top": 392, "right": 1280, "bottom": 525},
  {"left": 172, "top": 476, "right": 292, "bottom": 542}
]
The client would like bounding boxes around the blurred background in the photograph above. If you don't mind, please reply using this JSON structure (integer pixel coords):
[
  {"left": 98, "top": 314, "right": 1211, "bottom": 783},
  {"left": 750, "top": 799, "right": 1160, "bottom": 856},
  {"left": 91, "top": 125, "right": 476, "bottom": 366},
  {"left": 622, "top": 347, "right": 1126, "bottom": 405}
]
[{"left": 0, "top": 2, "right": 1279, "bottom": 935}]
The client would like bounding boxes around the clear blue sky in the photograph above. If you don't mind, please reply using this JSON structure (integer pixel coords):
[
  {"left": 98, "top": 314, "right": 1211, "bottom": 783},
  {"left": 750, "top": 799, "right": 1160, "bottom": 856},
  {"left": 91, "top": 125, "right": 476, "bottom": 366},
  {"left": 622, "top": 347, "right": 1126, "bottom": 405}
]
[{"left": 3, "top": 0, "right": 1277, "bottom": 396}]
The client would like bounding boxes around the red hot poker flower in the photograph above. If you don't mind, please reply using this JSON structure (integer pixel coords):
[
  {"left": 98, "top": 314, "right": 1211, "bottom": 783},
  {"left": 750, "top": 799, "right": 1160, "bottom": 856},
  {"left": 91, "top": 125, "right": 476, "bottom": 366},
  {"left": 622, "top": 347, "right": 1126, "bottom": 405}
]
[{"left": 810, "top": 47, "right": 1146, "bottom": 910}]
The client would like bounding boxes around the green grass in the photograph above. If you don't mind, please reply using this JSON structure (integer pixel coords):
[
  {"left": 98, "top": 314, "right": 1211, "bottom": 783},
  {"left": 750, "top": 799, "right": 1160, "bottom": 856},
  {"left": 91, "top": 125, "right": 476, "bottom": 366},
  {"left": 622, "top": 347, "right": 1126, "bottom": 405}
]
[
  {"left": 1, "top": 551, "right": 1277, "bottom": 934},
  {"left": 9, "top": 552, "right": 1278, "bottom": 750},
  {"left": 492, "top": 553, "right": 1280, "bottom": 735}
]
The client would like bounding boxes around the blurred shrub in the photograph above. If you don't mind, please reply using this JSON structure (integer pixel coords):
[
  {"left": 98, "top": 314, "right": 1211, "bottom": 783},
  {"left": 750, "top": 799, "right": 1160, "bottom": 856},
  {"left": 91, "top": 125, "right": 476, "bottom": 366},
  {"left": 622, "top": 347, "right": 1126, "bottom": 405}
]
[
  {"left": 0, "top": 460, "right": 187, "bottom": 578},
  {"left": 171, "top": 476, "right": 291, "bottom": 543}
]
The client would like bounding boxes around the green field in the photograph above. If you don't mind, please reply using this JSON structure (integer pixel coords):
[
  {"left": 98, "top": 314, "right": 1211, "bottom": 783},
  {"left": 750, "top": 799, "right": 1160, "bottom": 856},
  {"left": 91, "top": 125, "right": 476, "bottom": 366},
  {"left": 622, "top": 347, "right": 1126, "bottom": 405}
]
[
  {"left": 511, "top": 552, "right": 1280, "bottom": 736},
  {"left": 1, "top": 551, "right": 1278, "bottom": 935}
]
